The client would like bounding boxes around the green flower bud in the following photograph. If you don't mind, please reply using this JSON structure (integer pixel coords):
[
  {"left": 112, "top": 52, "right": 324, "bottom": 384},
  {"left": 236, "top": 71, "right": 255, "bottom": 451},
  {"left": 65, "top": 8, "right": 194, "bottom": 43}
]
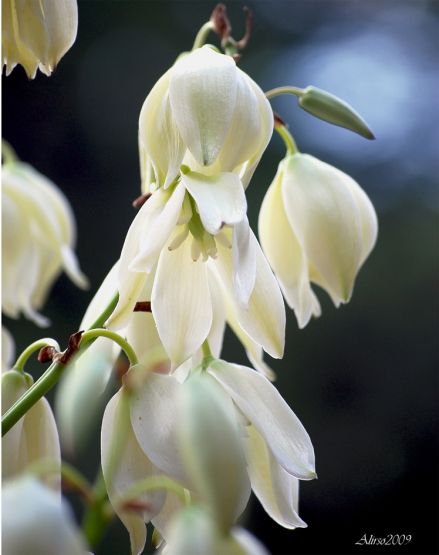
[{"left": 298, "top": 86, "right": 375, "bottom": 140}]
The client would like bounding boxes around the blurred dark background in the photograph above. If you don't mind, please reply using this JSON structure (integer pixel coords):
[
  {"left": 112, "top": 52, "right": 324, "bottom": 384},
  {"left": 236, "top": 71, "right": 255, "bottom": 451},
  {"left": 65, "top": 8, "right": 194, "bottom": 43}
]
[{"left": 2, "top": 1, "right": 438, "bottom": 554}]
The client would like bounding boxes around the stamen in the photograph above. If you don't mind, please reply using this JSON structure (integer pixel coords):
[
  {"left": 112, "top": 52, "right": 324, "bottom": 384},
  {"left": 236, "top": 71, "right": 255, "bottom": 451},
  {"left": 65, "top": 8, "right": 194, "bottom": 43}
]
[
  {"left": 168, "top": 227, "right": 189, "bottom": 251},
  {"left": 191, "top": 238, "right": 201, "bottom": 262}
]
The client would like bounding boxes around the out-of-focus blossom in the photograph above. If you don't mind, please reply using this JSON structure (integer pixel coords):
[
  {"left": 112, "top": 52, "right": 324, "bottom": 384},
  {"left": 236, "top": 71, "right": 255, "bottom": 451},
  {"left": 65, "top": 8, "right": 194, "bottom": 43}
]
[
  {"left": 2, "top": 476, "right": 89, "bottom": 555},
  {"left": 2, "top": 326, "right": 15, "bottom": 370},
  {"left": 2, "top": 369, "right": 61, "bottom": 489},
  {"left": 2, "top": 157, "right": 88, "bottom": 326},
  {"left": 2, "top": 0, "right": 78, "bottom": 78},
  {"left": 111, "top": 360, "right": 314, "bottom": 550},
  {"left": 259, "top": 153, "right": 377, "bottom": 328},
  {"left": 139, "top": 45, "right": 273, "bottom": 192},
  {"left": 163, "top": 506, "right": 269, "bottom": 555}
]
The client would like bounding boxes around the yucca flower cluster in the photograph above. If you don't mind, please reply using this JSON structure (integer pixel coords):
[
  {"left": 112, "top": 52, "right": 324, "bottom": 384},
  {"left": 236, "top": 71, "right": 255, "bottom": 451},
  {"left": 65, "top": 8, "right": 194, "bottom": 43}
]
[{"left": 2, "top": 4, "right": 377, "bottom": 555}]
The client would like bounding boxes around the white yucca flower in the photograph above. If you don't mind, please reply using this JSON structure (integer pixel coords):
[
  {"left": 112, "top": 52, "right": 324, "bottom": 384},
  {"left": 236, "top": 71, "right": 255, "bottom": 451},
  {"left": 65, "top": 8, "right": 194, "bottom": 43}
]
[
  {"left": 259, "top": 153, "right": 378, "bottom": 328},
  {"left": 107, "top": 45, "right": 282, "bottom": 367},
  {"left": 139, "top": 45, "right": 273, "bottom": 192},
  {"left": 2, "top": 158, "right": 88, "bottom": 326},
  {"left": 2, "top": 0, "right": 78, "bottom": 78},
  {"left": 100, "top": 360, "right": 314, "bottom": 555},
  {"left": 2, "top": 369, "right": 61, "bottom": 489},
  {"left": 2, "top": 476, "right": 89, "bottom": 555}
]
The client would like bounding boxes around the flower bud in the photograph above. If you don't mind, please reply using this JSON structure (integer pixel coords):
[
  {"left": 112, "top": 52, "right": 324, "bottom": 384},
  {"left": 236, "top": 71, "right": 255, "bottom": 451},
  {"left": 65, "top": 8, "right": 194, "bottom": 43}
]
[
  {"left": 259, "top": 153, "right": 378, "bottom": 328},
  {"left": 2, "top": 0, "right": 78, "bottom": 78},
  {"left": 2, "top": 158, "right": 88, "bottom": 326},
  {"left": 298, "top": 86, "right": 374, "bottom": 140}
]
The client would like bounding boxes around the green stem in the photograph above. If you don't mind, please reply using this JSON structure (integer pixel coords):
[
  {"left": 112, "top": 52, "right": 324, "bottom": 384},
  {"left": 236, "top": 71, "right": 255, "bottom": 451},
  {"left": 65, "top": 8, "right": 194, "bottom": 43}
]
[
  {"left": 275, "top": 124, "right": 298, "bottom": 155},
  {"left": 2, "top": 140, "right": 18, "bottom": 165},
  {"left": 82, "top": 470, "right": 112, "bottom": 549},
  {"left": 1, "top": 293, "right": 119, "bottom": 437},
  {"left": 265, "top": 86, "right": 304, "bottom": 100},
  {"left": 13, "top": 338, "right": 60, "bottom": 374},
  {"left": 80, "top": 329, "right": 138, "bottom": 366},
  {"left": 192, "top": 21, "right": 214, "bottom": 50}
]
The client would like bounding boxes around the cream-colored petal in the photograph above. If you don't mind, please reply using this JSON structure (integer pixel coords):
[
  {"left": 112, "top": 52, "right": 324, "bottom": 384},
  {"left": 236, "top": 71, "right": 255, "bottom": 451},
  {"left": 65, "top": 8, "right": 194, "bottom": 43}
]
[
  {"left": 181, "top": 171, "right": 246, "bottom": 235},
  {"left": 81, "top": 262, "right": 119, "bottom": 328},
  {"left": 129, "top": 182, "right": 186, "bottom": 273},
  {"left": 212, "top": 230, "right": 285, "bottom": 358},
  {"left": 217, "top": 71, "right": 261, "bottom": 172},
  {"left": 206, "top": 272, "right": 226, "bottom": 358},
  {"left": 245, "top": 425, "right": 306, "bottom": 529},
  {"left": 55, "top": 338, "right": 119, "bottom": 454},
  {"left": 130, "top": 372, "right": 187, "bottom": 485},
  {"left": 259, "top": 162, "right": 321, "bottom": 328},
  {"left": 20, "top": 397, "right": 61, "bottom": 490},
  {"left": 109, "top": 184, "right": 184, "bottom": 330},
  {"left": 169, "top": 46, "right": 237, "bottom": 166},
  {"left": 102, "top": 390, "right": 166, "bottom": 555},
  {"left": 151, "top": 491, "right": 185, "bottom": 544},
  {"left": 2, "top": 370, "right": 29, "bottom": 479},
  {"left": 282, "top": 154, "right": 364, "bottom": 305},
  {"left": 232, "top": 217, "right": 256, "bottom": 307},
  {"left": 179, "top": 374, "right": 251, "bottom": 533},
  {"left": 151, "top": 234, "right": 212, "bottom": 366},
  {"left": 345, "top": 177, "right": 378, "bottom": 266},
  {"left": 139, "top": 69, "right": 185, "bottom": 188},
  {"left": 239, "top": 78, "right": 274, "bottom": 189},
  {"left": 209, "top": 361, "right": 316, "bottom": 480}
]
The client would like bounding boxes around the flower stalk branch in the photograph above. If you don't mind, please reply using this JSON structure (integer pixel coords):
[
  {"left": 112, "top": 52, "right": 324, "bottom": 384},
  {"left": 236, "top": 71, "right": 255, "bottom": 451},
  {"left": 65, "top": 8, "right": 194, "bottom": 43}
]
[{"left": 13, "top": 338, "right": 61, "bottom": 374}]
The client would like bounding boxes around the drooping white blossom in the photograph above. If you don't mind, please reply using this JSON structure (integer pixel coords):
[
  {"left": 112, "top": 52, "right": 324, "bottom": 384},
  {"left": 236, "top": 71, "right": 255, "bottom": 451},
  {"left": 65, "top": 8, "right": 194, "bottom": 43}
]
[
  {"left": 138, "top": 45, "right": 273, "bottom": 192},
  {"left": 2, "top": 0, "right": 78, "bottom": 78},
  {"left": 2, "top": 159, "right": 88, "bottom": 327},
  {"left": 114, "top": 360, "right": 314, "bottom": 543},
  {"left": 2, "top": 476, "right": 89, "bottom": 555},
  {"left": 259, "top": 153, "right": 378, "bottom": 328},
  {"left": 2, "top": 369, "right": 61, "bottom": 489}
]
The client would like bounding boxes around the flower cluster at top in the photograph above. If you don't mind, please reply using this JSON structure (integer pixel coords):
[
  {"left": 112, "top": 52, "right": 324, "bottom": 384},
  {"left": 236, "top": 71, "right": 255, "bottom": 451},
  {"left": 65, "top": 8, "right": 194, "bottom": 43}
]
[{"left": 1, "top": 4, "right": 378, "bottom": 555}]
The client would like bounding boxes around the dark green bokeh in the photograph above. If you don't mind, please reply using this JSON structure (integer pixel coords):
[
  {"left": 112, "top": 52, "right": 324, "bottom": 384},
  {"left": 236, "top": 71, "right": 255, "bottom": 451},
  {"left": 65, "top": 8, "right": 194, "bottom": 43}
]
[{"left": 2, "top": 1, "right": 438, "bottom": 554}]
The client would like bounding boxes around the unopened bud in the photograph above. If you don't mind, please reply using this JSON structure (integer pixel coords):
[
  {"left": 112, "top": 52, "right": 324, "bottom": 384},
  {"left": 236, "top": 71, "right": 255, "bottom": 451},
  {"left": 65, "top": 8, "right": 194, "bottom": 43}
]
[{"left": 298, "top": 86, "right": 375, "bottom": 140}]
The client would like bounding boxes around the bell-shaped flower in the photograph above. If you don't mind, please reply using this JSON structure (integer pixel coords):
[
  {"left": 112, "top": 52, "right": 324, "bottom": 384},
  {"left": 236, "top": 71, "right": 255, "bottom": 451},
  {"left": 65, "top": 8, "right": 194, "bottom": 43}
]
[
  {"left": 2, "top": 157, "right": 88, "bottom": 326},
  {"left": 2, "top": 0, "right": 78, "bottom": 78},
  {"left": 108, "top": 184, "right": 285, "bottom": 367},
  {"left": 101, "top": 378, "right": 186, "bottom": 555},
  {"left": 2, "top": 476, "right": 89, "bottom": 554},
  {"left": 2, "top": 370, "right": 61, "bottom": 489},
  {"left": 124, "top": 361, "right": 314, "bottom": 534},
  {"left": 259, "top": 153, "right": 378, "bottom": 328},
  {"left": 138, "top": 45, "right": 273, "bottom": 191}
]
